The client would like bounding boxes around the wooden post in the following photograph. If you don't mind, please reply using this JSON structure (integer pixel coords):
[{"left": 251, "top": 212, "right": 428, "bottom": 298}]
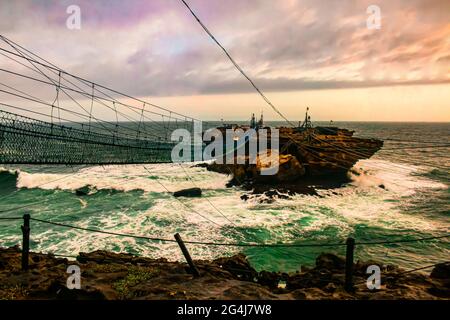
[
  {"left": 345, "top": 237, "right": 355, "bottom": 292},
  {"left": 174, "top": 233, "right": 200, "bottom": 277},
  {"left": 21, "top": 214, "right": 30, "bottom": 271}
]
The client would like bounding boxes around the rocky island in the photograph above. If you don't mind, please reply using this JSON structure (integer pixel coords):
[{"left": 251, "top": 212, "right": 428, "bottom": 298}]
[{"left": 201, "top": 111, "right": 383, "bottom": 200}]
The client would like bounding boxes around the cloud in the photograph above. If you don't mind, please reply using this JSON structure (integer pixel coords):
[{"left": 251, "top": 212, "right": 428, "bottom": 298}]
[{"left": 0, "top": 0, "right": 449, "bottom": 100}]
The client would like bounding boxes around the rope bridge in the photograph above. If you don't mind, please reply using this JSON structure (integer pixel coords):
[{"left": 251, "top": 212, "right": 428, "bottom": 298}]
[{"left": 0, "top": 34, "right": 200, "bottom": 164}]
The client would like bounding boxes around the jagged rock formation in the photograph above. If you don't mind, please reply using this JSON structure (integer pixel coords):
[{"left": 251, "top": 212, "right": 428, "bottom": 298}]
[{"left": 278, "top": 126, "right": 383, "bottom": 176}]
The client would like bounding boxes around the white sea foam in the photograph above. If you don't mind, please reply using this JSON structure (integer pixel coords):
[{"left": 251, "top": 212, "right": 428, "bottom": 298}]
[
  {"left": 15, "top": 163, "right": 228, "bottom": 192},
  {"left": 349, "top": 159, "right": 447, "bottom": 196}
]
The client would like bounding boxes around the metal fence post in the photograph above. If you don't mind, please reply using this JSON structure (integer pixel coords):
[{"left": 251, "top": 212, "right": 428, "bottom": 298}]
[
  {"left": 345, "top": 237, "right": 355, "bottom": 292},
  {"left": 174, "top": 233, "right": 200, "bottom": 277},
  {"left": 21, "top": 214, "right": 30, "bottom": 271}
]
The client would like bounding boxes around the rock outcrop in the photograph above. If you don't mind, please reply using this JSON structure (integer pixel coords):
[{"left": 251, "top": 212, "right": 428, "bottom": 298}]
[
  {"left": 0, "top": 247, "right": 448, "bottom": 300},
  {"left": 206, "top": 154, "right": 305, "bottom": 185}
]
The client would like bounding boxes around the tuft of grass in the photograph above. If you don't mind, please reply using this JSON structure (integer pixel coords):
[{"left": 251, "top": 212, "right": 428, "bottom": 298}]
[
  {"left": 112, "top": 266, "right": 157, "bottom": 299},
  {"left": 93, "top": 263, "right": 127, "bottom": 273}
]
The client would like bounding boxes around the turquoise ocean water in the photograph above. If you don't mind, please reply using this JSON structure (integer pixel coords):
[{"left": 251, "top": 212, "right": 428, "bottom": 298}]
[{"left": 0, "top": 122, "right": 449, "bottom": 272}]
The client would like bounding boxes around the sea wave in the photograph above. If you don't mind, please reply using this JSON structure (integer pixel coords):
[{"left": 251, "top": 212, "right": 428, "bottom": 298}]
[
  {"left": 0, "top": 167, "right": 18, "bottom": 194},
  {"left": 348, "top": 159, "right": 447, "bottom": 195},
  {"left": 13, "top": 163, "right": 228, "bottom": 193},
  {"left": 1, "top": 158, "right": 448, "bottom": 271}
]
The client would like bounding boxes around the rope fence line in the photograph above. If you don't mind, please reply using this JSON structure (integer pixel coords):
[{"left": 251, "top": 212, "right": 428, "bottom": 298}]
[
  {"left": 397, "top": 261, "right": 449, "bottom": 275},
  {"left": 30, "top": 217, "right": 177, "bottom": 243},
  {"left": 0, "top": 215, "right": 448, "bottom": 247},
  {"left": 1, "top": 214, "right": 449, "bottom": 292},
  {"left": 355, "top": 235, "right": 450, "bottom": 245}
]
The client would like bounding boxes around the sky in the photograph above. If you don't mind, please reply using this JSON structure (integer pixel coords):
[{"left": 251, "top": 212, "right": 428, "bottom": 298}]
[{"left": 0, "top": 0, "right": 449, "bottom": 122}]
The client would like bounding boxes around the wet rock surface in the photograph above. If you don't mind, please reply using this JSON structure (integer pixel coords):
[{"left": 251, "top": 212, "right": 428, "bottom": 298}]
[
  {"left": 0, "top": 247, "right": 448, "bottom": 300},
  {"left": 200, "top": 157, "right": 351, "bottom": 201},
  {"left": 173, "top": 187, "right": 202, "bottom": 198}
]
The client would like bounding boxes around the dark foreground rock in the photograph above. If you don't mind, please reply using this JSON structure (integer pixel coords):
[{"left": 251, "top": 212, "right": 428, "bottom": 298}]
[
  {"left": 75, "top": 185, "right": 92, "bottom": 196},
  {"left": 0, "top": 246, "right": 448, "bottom": 300}
]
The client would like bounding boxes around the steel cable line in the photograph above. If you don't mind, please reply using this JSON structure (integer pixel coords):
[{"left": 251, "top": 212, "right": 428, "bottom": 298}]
[
  {"left": 395, "top": 261, "right": 449, "bottom": 275},
  {"left": 0, "top": 163, "right": 182, "bottom": 219},
  {"left": 5, "top": 215, "right": 448, "bottom": 247},
  {"left": 142, "top": 165, "right": 228, "bottom": 230},
  {"left": 0, "top": 199, "right": 50, "bottom": 213},
  {"left": 6, "top": 62, "right": 191, "bottom": 144},
  {"left": 206, "top": 145, "right": 347, "bottom": 258},
  {"left": 0, "top": 106, "right": 172, "bottom": 155},
  {"left": 1, "top": 42, "right": 130, "bottom": 139},
  {"left": 17, "top": 163, "right": 251, "bottom": 247},
  {"left": 178, "top": 0, "right": 295, "bottom": 126},
  {"left": 0, "top": 65, "right": 191, "bottom": 129},
  {"left": 52, "top": 68, "right": 174, "bottom": 137},
  {"left": 82, "top": 78, "right": 195, "bottom": 132},
  {"left": 30, "top": 217, "right": 177, "bottom": 243},
  {"left": 382, "top": 144, "right": 450, "bottom": 150},
  {"left": 0, "top": 178, "right": 85, "bottom": 214},
  {"left": 383, "top": 137, "right": 450, "bottom": 144},
  {"left": 28, "top": 217, "right": 345, "bottom": 247},
  {"left": 2, "top": 214, "right": 445, "bottom": 285},
  {"left": 216, "top": 128, "right": 442, "bottom": 191},
  {"left": 53, "top": 70, "right": 169, "bottom": 136},
  {"left": 306, "top": 133, "right": 426, "bottom": 174},
  {"left": 1, "top": 44, "right": 174, "bottom": 141},
  {"left": 0, "top": 81, "right": 49, "bottom": 105},
  {"left": 90, "top": 77, "right": 205, "bottom": 132},
  {"left": 290, "top": 141, "right": 423, "bottom": 190},
  {"left": 355, "top": 234, "right": 450, "bottom": 245},
  {"left": 307, "top": 125, "right": 449, "bottom": 162},
  {"left": 354, "top": 262, "right": 450, "bottom": 287},
  {"left": 0, "top": 91, "right": 169, "bottom": 143},
  {"left": 177, "top": 162, "right": 237, "bottom": 227},
  {"left": 0, "top": 103, "right": 171, "bottom": 151},
  {"left": 176, "top": 162, "right": 301, "bottom": 258},
  {"left": 0, "top": 103, "right": 167, "bottom": 150},
  {"left": 0, "top": 165, "right": 89, "bottom": 206},
  {"left": 309, "top": 133, "right": 450, "bottom": 174},
  {"left": 145, "top": 164, "right": 285, "bottom": 248},
  {"left": 0, "top": 35, "right": 201, "bottom": 123}
]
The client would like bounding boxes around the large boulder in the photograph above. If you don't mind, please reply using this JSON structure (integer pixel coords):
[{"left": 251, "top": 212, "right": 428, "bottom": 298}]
[
  {"left": 173, "top": 187, "right": 202, "bottom": 198},
  {"left": 75, "top": 185, "right": 97, "bottom": 196},
  {"left": 272, "top": 154, "right": 305, "bottom": 182},
  {"left": 213, "top": 254, "right": 257, "bottom": 281},
  {"left": 430, "top": 263, "right": 450, "bottom": 279},
  {"left": 206, "top": 152, "right": 305, "bottom": 185}
]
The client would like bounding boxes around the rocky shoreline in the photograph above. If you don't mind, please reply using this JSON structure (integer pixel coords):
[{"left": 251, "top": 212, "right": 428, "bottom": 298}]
[{"left": 0, "top": 246, "right": 448, "bottom": 300}]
